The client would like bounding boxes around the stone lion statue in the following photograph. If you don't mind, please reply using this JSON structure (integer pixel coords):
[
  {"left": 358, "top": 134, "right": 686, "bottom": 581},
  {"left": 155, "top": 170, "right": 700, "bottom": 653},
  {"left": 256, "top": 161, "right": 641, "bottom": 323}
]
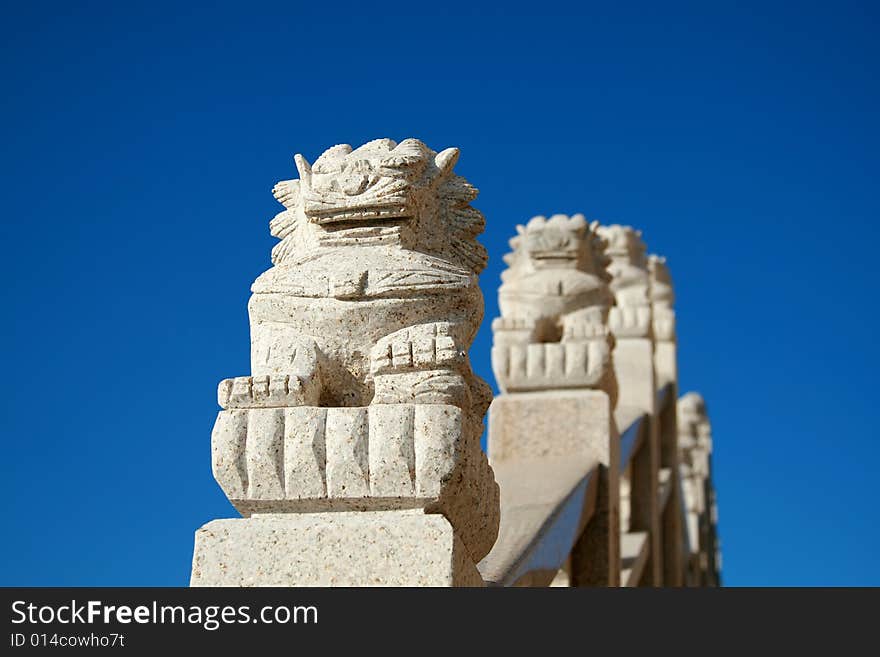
[
  {"left": 211, "top": 138, "right": 499, "bottom": 561},
  {"left": 491, "top": 214, "right": 616, "bottom": 394},
  {"left": 223, "top": 137, "right": 491, "bottom": 416}
]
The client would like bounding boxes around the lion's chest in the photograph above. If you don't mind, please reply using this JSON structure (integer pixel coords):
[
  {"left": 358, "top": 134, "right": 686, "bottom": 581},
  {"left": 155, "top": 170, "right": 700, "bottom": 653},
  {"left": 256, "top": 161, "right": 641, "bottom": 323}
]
[
  {"left": 252, "top": 246, "right": 473, "bottom": 299},
  {"left": 499, "top": 270, "right": 607, "bottom": 319},
  {"left": 254, "top": 267, "right": 471, "bottom": 299},
  {"left": 248, "top": 286, "right": 480, "bottom": 403}
]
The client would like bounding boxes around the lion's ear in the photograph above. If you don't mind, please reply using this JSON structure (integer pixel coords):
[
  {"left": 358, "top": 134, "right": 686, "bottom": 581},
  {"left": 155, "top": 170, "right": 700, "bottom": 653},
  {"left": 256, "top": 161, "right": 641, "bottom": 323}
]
[{"left": 435, "top": 147, "right": 460, "bottom": 176}]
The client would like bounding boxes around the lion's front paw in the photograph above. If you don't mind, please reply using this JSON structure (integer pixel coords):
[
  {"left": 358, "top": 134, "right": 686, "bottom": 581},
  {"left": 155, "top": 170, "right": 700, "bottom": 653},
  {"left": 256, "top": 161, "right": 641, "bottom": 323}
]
[
  {"left": 560, "top": 306, "right": 608, "bottom": 341},
  {"left": 372, "top": 370, "right": 468, "bottom": 408},
  {"left": 370, "top": 322, "right": 464, "bottom": 375},
  {"left": 490, "top": 316, "right": 537, "bottom": 346},
  {"left": 491, "top": 338, "right": 611, "bottom": 392},
  {"left": 217, "top": 374, "right": 320, "bottom": 409}
]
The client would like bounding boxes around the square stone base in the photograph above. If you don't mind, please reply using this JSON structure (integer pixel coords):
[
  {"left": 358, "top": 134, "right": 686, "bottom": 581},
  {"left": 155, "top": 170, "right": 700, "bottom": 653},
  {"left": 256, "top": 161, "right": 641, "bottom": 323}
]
[
  {"left": 190, "top": 510, "right": 484, "bottom": 587},
  {"left": 488, "top": 390, "right": 613, "bottom": 464}
]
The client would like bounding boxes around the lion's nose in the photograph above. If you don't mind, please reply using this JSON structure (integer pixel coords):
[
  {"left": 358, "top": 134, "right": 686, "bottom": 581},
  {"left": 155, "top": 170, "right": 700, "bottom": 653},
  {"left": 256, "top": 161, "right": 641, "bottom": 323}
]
[
  {"left": 341, "top": 173, "right": 371, "bottom": 196},
  {"left": 340, "top": 159, "right": 373, "bottom": 195}
]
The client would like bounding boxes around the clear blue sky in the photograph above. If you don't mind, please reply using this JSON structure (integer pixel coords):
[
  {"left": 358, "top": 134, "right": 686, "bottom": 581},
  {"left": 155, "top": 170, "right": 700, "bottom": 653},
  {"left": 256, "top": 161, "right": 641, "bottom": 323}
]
[{"left": 2, "top": 1, "right": 877, "bottom": 586}]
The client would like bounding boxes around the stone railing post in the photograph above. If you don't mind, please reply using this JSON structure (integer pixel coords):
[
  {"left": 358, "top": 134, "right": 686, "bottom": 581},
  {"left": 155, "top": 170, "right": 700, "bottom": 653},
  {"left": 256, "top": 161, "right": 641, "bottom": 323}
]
[
  {"left": 678, "top": 392, "right": 720, "bottom": 586},
  {"left": 650, "top": 254, "right": 685, "bottom": 585},
  {"left": 189, "top": 138, "right": 499, "bottom": 586},
  {"left": 489, "top": 215, "right": 620, "bottom": 586},
  {"left": 650, "top": 255, "right": 677, "bottom": 390},
  {"left": 598, "top": 225, "right": 661, "bottom": 586}
]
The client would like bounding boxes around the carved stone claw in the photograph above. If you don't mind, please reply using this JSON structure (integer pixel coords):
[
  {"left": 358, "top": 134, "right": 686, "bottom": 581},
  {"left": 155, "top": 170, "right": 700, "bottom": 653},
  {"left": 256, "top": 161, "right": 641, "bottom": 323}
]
[
  {"left": 217, "top": 374, "right": 320, "bottom": 409},
  {"left": 492, "top": 338, "right": 611, "bottom": 392},
  {"left": 372, "top": 370, "right": 468, "bottom": 408},
  {"left": 370, "top": 322, "right": 464, "bottom": 375},
  {"left": 490, "top": 316, "right": 538, "bottom": 347},
  {"left": 608, "top": 305, "right": 652, "bottom": 338},
  {"left": 562, "top": 320, "right": 608, "bottom": 341}
]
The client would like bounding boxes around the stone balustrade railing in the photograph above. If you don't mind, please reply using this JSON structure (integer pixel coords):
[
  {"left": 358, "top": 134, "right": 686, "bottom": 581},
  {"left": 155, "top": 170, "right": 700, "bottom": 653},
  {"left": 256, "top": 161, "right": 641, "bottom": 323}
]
[{"left": 189, "top": 138, "right": 721, "bottom": 587}]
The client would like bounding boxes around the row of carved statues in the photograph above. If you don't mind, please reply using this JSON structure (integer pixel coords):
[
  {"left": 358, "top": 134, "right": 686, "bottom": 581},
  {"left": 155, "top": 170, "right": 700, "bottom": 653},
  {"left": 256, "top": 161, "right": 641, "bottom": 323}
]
[{"left": 191, "top": 137, "right": 720, "bottom": 586}]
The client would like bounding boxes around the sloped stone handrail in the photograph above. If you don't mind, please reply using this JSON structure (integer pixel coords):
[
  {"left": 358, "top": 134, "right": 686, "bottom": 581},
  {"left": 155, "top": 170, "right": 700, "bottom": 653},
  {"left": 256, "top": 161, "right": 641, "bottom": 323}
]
[
  {"left": 477, "top": 456, "right": 599, "bottom": 586},
  {"left": 485, "top": 215, "right": 720, "bottom": 587},
  {"left": 479, "top": 385, "right": 677, "bottom": 587}
]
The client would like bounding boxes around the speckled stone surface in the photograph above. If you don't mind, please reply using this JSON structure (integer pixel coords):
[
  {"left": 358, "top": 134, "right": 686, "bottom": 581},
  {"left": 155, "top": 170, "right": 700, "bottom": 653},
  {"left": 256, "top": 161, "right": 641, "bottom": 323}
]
[
  {"left": 191, "top": 511, "right": 484, "bottom": 587},
  {"left": 211, "top": 402, "right": 499, "bottom": 561},
  {"left": 191, "top": 138, "right": 500, "bottom": 586},
  {"left": 488, "top": 390, "right": 614, "bottom": 464}
]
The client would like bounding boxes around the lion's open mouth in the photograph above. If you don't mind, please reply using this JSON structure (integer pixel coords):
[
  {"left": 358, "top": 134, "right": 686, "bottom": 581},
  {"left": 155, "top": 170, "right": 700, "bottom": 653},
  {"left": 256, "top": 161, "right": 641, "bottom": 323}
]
[
  {"left": 531, "top": 252, "right": 578, "bottom": 261},
  {"left": 307, "top": 204, "right": 411, "bottom": 226}
]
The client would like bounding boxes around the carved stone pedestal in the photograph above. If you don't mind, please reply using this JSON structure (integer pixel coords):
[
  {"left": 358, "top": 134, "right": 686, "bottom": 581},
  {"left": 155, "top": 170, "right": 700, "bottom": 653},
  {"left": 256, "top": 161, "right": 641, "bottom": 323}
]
[{"left": 191, "top": 511, "right": 483, "bottom": 587}]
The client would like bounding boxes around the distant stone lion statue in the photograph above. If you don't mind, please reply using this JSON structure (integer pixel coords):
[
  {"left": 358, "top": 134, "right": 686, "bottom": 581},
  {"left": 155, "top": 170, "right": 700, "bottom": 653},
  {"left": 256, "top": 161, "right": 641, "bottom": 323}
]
[{"left": 491, "top": 214, "right": 616, "bottom": 394}]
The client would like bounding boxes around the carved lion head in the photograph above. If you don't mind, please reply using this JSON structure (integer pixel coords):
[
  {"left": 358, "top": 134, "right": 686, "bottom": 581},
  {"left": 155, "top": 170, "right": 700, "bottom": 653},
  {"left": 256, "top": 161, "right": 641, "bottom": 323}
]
[{"left": 268, "top": 138, "right": 487, "bottom": 274}]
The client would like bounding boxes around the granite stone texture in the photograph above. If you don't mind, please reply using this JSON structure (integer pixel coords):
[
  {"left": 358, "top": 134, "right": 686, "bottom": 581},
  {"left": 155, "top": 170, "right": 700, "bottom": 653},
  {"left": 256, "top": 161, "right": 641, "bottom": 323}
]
[
  {"left": 191, "top": 512, "right": 484, "bottom": 587},
  {"left": 191, "top": 138, "right": 500, "bottom": 586}
]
